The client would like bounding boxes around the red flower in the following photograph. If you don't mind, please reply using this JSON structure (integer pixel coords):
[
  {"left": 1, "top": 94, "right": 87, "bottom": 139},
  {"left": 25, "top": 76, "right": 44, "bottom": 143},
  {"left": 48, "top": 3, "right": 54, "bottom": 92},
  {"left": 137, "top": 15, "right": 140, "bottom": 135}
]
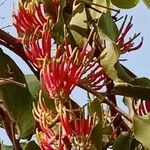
[
  {"left": 32, "top": 92, "right": 64, "bottom": 150},
  {"left": 24, "top": 26, "right": 52, "bottom": 70},
  {"left": 81, "top": 61, "right": 106, "bottom": 91},
  {"left": 42, "top": 43, "right": 93, "bottom": 98},
  {"left": 117, "top": 15, "right": 143, "bottom": 54},
  {"left": 74, "top": 117, "right": 94, "bottom": 137},
  {"left": 60, "top": 114, "right": 96, "bottom": 148},
  {"left": 133, "top": 99, "right": 150, "bottom": 116},
  {"left": 13, "top": 3, "right": 47, "bottom": 35}
]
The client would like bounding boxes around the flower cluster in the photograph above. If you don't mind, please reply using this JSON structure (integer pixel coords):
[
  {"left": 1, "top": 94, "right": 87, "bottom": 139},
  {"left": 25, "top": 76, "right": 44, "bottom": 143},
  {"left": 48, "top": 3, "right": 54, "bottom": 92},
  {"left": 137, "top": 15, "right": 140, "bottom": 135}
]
[
  {"left": 13, "top": 0, "right": 145, "bottom": 149},
  {"left": 117, "top": 15, "right": 143, "bottom": 54},
  {"left": 13, "top": 2, "right": 47, "bottom": 36},
  {"left": 24, "top": 25, "right": 52, "bottom": 70},
  {"left": 33, "top": 97, "right": 96, "bottom": 149}
]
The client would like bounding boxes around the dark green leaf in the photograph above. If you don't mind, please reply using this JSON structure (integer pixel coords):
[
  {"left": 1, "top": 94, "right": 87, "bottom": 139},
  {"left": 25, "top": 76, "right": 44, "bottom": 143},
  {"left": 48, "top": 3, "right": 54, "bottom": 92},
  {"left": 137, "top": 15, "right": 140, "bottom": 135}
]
[
  {"left": 110, "top": 0, "right": 140, "bottom": 8},
  {"left": 25, "top": 75, "right": 40, "bottom": 101},
  {"left": 0, "top": 49, "right": 35, "bottom": 138},
  {"left": 113, "top": 132, "right": 133, "bottom": 150},
  {"left": 52, "top": 0, "right": 66, "bottom": 44},
  {"left": 91, "top": 123, "right": 103, "bottom": 150},
  {"left": 133, "top": 114, "right": 150, "bottom": 150},
  {"left": 89, "top": 99, "right": 103, "bottom": 150},
  {"left": 115, "top": 77, "right": 150, "bottom": 99},
  {"left": 102, "top": 125, "right": 113, "bottom": 135},
  {"left": 89, "top": 98, "right": 102, "bottom": 119},
  {"left": 24, "top": 141, "right": 40, "bottom": 150},
  {"left": 98, "top": 11, "right": 118, "bottom": 42},
  {"left": 25, "top": 74, "right": 55, "bottom": 109},
  {"left": 143, "top": 0, "right": 150, "bottom": 9}
]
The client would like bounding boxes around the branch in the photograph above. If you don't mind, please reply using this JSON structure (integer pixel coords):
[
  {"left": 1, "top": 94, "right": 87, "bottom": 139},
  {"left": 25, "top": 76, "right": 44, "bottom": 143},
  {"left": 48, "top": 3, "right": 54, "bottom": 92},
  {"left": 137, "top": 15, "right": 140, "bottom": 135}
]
[
  {"left": 0, "top": 29, "right": 39, "bottom": 79},
  {"left": 0, "top": 105, "right": 22, "bottom": 150},
  {"left": 78, "top": 83, "right": 132, "bottom": 123},
  {"left": 106, "top": 77, "right": 126, "bottom": 136}
]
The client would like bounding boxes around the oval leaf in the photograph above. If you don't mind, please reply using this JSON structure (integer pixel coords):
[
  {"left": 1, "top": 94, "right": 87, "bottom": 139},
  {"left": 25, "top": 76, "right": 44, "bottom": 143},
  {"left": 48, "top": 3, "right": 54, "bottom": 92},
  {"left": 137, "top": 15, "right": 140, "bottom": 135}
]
[
  {"left": 115, "top": 77, "right": 150, "bottom": 99},
  {"left": 113, "top": 132, "right": 133, "bottom": 150},
  {"left": 100, "top": 44, "right": 132, "bottom": 82},
  {"left": 24, "top": 141, "right": 40, "bottom": 150},
  {"left": 110, "top": 0, "right": 140, "bottom": 8},
  {"left": 89, "top": 99, "right": 103, "bottom": 150},
  {"left": 25, "top": 74, "right": 55, "bottom": 109},
  {"left": 98, "top": 11, "right": 118, "bottom": 42},
  {"left": 0, "top": 49, "right": 35, "bottom": 138},
  {"left": 133, "top": 114, "right": 150, "bottom": 149}
]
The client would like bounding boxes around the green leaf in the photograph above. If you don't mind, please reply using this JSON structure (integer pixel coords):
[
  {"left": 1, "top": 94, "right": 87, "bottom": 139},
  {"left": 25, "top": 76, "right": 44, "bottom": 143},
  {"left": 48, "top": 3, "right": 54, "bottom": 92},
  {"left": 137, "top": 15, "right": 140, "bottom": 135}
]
[
  {"left": 123, "top": 97, "right": 134, "bottom": 117},
  {"left": 143, "top": 0, "right": 150, "bottom": 9},
  {"left": 69, "top": 2, "right": 87, "bottom": 47},
  {"left": 113, "top": 132, "right": 133, "bottom": 150},
  {"left": 89, "top": 98, "right": 102, "bottom": 119},
  {"left": 25, "top": 75, "right": 40, "bottom": 100},
  {"left": 100, "top": 44, "right": 132, "bottom": 82},
  {"left": 133, "top": 114, "right": 150, "bottom": 150},
  {"left": 98, "top": 11, "right": 118, "bottom": 42},
  {"left": 25, "top": 74, "right": 55, "bottom": 109},
  {"left": 89, "top": 99, "right": 103, "bottom": 150},
  {"left": 100, "top": 44, "right": 119, "bottom": 81},
  {"left": 91, "top": 123, "right": 103, "bottom": 150},
  {"left": 24, "top": 141, "right": 40, "bottom": 150},
  {"left": 115, "top": 77, "right": 150, "bottom": 99},
  {"left": 52, "top": 0, "right": 66, "bottom": 44},
  {"left": 110, "top": 0, "right": 140, "bottom": 8},
  {"left": 102, "top": 125, "right": 113, "bottom": 135},
  {"left": 0, "top": 49, "right": 35, "bottom": 138}
]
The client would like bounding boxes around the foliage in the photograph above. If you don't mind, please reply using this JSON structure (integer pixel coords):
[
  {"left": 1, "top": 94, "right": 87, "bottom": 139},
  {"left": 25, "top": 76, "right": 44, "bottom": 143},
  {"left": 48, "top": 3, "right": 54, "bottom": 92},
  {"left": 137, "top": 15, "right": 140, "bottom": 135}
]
[{"left": 0, "top": 0, "right": 150, "bottom": 150}]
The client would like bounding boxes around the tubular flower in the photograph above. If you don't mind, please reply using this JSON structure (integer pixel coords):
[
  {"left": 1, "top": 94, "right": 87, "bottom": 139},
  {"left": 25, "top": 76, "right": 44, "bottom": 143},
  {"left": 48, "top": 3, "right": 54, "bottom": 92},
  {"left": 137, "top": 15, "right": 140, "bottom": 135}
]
[
  {"left": 36, "top": 125, "right": 64, "bottom": 150},
  {"left": 132, "top": 99, "right": 150, "bottom": 116},
  {"left": 60, "top": 114, "right": 96, "bottom": 149},
  {"left": 24, "top": 27, "right": 52, "bottom": 70},
  {"left": 117, "top": 15, "right": 143, "bottom": 54},
  {"left": 32, "top": 90, "right": 58, "bottom": 129},
  {"left": 13, "top": 2, "right": 47, "bottom": 35},
  {"left": 41, "top": 42, "right": 94, "bottom": 99},
  {"left": 81, "top": 59, "right": 106, "bottom": 91},
  {"left": 33, "top": 91, "right": 64, "bottom": 150}
]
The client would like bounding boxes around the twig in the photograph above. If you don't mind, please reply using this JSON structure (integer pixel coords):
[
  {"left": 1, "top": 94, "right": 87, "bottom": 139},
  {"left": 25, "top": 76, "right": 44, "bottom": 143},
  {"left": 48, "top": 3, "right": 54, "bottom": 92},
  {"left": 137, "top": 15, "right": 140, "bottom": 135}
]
[
  {"left": 88, "top": 5, "right": 102, "bottom": 14},
  {"left": 11, "top": 122, "right": 23, "bottom": 150},
  {"left": 0, "top": 107, "right": 14, "bottom": 145},
  {"left": 0, "top": 25, "right": 13, "bottom": 30},
  {"left": 85, "top": 6, "right": 104, "bottom": 52},
  {"left": 0, "top": 0, "right": 8, "bottom": 7},
  {"left": 0, "top": 77, "right": 26, "bottom": 88},
  {"left": 80, "top": 0, "right": 120, "bottom": 13},
  {"left": 78, "top": 83, "right": 132, "bottom": 123}
]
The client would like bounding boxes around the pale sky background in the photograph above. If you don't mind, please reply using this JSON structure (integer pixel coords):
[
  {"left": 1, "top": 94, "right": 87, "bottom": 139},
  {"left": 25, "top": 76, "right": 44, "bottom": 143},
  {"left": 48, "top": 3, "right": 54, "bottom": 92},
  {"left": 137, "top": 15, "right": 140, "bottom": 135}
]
[{"left": 0, "top": 0, "right": 150, "bottom": 146}]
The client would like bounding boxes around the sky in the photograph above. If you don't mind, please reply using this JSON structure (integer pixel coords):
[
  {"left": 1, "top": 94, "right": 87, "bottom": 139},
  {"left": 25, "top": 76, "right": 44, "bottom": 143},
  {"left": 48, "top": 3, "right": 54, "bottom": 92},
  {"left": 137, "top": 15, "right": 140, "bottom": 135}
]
[{"left": 0, "top": 0, "right": 150, "bottom": 146}]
